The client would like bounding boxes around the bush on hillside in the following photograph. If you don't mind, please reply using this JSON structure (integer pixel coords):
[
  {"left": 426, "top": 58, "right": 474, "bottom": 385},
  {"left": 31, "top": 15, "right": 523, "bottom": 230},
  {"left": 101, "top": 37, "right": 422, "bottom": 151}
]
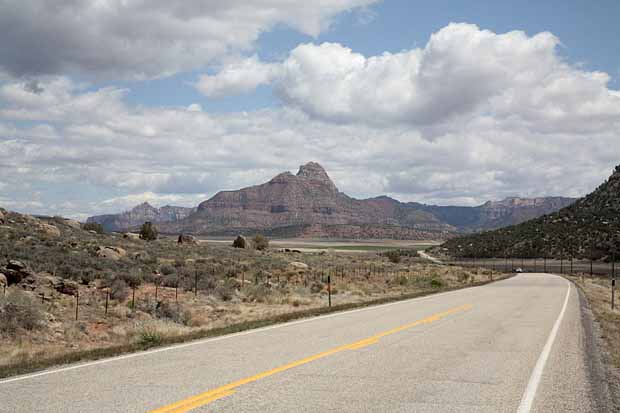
[
  {"left": 139, "top": 221, "right": 158, "bottom": 241},
  {"left": 0, "top": 289, "right": 45, "bottom": 335},
  {"left": 83, "top": 222, "right": 104, "bottom": 234}
]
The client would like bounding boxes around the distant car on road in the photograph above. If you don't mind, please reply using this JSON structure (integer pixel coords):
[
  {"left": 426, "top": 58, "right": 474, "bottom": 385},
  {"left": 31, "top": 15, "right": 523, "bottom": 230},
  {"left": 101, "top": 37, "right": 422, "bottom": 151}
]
[{"left": 514, "top": 267, "right": 523, "bottom": 273}]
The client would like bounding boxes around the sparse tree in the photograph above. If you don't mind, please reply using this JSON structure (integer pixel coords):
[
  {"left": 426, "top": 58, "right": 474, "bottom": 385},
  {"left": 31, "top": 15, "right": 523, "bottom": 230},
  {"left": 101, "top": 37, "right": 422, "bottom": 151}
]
[
  {"left": 83, "top": 222, "right": 104, "bottom": 234},
  {"left": 232, "top": 235, "right": 247, "bottom": 249},
  {"left": 139, "top": 221, "right": 158, "bottom": 241},
  {"left": 252, "top": 234, "right": 269, "bottom": 251}
]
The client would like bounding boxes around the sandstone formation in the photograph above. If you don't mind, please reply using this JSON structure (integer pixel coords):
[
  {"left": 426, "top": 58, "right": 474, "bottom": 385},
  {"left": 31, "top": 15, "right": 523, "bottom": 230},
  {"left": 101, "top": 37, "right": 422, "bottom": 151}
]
[{"left": 87, "top": 162, "right": 575, "bottom": 239}]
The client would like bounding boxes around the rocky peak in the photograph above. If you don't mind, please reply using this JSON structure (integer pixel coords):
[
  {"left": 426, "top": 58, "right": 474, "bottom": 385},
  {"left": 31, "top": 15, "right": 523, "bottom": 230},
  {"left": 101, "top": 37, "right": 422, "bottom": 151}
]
[
  {"left": 296, "top": 162, "right": 338, "bottom": 192},
  {"left": 269, "top": 171, "right": 295, "bottom": 184},
  {"left": 134, "top": 202, "right": 155, "bottom": 211}
]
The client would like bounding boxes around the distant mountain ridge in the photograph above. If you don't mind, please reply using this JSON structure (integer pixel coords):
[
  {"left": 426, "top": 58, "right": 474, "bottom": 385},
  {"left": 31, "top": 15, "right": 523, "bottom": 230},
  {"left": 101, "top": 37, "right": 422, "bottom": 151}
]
[
  {"left": 87, "top": 202, "right": 195, "bottom": 232},
  {"left": 86, "top": 162, "right": 575, "bottom": 238},
  {"left": 442, "top": 165, "right": 620, "bottom": 258}
]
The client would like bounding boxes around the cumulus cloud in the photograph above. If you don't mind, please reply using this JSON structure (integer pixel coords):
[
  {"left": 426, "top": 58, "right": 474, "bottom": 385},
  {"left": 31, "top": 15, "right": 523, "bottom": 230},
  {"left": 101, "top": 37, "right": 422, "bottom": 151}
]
[
  {"left": 200, "top": 23, "right": 620, "bottom": 134},
  {"left": 1, "top": 23, "right": 620, "bottom": 219},
  {"left": 197, "top": 56, "right": 282, "bottom": 98},
  {"left": 0, "top": 0, "right": 377, "bottom": 80}
]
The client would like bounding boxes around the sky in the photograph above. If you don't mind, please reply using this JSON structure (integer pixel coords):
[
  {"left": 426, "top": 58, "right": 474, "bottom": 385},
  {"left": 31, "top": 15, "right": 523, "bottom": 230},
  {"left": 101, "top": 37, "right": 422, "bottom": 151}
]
[{"left": 1, "top": 0, "right": 619, "bottom": 220}]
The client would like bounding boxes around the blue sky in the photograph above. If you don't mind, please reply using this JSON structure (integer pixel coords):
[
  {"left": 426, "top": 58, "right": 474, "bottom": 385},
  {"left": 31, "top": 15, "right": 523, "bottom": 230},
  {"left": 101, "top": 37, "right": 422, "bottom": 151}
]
[
  {"left": 122, "top": 0, "right": 620, "bottom": 112},
  {"left": 0, "top": 1, "right": 619, "bottom": 219}
]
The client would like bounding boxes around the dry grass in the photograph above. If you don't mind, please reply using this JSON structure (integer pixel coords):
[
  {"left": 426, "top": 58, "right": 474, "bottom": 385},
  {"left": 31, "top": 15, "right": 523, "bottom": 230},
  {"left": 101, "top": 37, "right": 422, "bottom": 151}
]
[{"left": 566, "top": 275, "right": 620, "bottom": 367}]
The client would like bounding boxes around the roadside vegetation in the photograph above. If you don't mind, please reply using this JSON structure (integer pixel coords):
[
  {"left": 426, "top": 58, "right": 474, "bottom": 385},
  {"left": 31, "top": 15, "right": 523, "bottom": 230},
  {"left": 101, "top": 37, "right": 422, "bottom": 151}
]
[
  {"left": 0, "top": 208, "right": 505, "bottom": 377},
  {"left": 565, "top": 274, "right": 620, "bottom": 405}
]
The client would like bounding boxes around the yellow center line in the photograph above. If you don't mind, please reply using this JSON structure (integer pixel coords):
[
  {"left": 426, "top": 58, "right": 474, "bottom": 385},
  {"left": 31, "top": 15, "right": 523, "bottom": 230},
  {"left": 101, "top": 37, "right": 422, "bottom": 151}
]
[{"left": 149, "top": 304, "right": 472, "bottom": 413}]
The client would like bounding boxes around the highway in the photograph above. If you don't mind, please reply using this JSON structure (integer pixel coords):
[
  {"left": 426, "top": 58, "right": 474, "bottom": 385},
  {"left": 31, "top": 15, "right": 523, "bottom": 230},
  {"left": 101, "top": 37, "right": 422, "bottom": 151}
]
[{"left": 0, "top": 274, "right": 610, "bottom": 412}]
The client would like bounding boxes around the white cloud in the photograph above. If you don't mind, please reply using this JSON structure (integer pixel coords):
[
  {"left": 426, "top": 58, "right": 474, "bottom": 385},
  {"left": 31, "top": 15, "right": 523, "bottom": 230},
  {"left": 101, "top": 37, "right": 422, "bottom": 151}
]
[
  {"left": 99, "top": 192, "right": 207, "bottom": 210},
  {"left": 0, "top": 0, "right": 378, "bottom": 80},
  {"left": 197, "top": 56, "right": 282, "bottom": 98},
  {"left": 1, "top": 23, "right": 620, "bottom": 219},
  {"left": 201, "top": 23, "right": 620, "bottom": 134}
]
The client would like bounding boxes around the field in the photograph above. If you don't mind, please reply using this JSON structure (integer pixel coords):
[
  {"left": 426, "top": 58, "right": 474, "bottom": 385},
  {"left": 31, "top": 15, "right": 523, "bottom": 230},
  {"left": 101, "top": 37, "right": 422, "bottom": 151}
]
[
  {"left": 0, "top": 210, "right": 495, "bottom": 377},
  {"left": 203, "top": 238, "right": 439, "bottom": 253}
]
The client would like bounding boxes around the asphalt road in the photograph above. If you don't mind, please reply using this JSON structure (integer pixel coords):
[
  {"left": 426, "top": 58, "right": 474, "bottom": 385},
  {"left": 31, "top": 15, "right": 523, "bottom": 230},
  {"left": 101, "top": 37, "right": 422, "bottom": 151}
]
[{"left": 0, "top": 274, "right": 610, "bottom": 412}]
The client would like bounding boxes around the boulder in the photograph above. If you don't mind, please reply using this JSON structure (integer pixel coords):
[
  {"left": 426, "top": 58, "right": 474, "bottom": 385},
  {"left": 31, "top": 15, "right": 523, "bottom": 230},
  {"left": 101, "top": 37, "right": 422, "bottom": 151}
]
[
  {"left": 7, "top": 259, "right": 27, "bottom": 271},
  {"left": 63, "top": 219, "right": 81, "bottom": 230},
  {"left": 2, "top": 260, "right": 35, "bottom": 285},
  {"left": 131, "top": 251, "right": 150, "bottom": 261},
  {"left": 123, "top": 232, "right": 140, "bottom": 240},
  {"left": 0, "top": 273, "right": 6, "bottom": 287},
  {"left": 232, "top": 235, "right": 248, "bottom": 249},
  {"left": 177, "top": 234, "right": 198, "bottom": 245},
  {"left": 21, "top": 214, "right": 39, "bottom": 224},
  {"left": 37, "top": 223, "right": 61, "bottom": 237},
  {"left": 289, "top": 261, "right": 309, "bottom": 270},
  {"left": 0, "top": 209, "right": 5, "bottom": 224},
  {"left": 96, "top": 246, "right": 127, "bottom": 260}
]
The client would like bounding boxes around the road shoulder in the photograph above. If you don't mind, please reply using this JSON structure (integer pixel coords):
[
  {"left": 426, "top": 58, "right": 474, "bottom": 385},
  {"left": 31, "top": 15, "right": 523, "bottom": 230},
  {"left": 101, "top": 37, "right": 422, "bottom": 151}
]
[{"left": 574, "top": 280, "right": 618, "bottom": 411}]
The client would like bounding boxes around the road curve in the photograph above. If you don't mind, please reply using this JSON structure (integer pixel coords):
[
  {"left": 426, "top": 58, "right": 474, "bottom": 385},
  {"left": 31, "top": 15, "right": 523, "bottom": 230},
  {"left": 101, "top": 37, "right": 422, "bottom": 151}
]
[{"left": 0, "top": 274, "right": 609, "bottom": 412}]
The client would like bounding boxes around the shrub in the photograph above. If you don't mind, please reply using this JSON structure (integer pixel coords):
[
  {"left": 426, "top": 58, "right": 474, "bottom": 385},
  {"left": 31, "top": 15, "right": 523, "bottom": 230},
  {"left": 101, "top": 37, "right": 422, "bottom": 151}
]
[
  {"left": 310, "top": 282, "right": 323, "bottom": 294},
  {"left": 160, "top": 264, "right": 175, "bottom": 276},
  {"left": 385, "top": 250, "right": 401, "bottom": 263},
  {"left": 0, "top": 289, "right": 45, "bottom": 335},
  {"left": 430, "top": 278, "right": 444, "bottom": 288},
  {"left": 137, "top": 327, "right": 163, "bottom": 348},
  {"left": 83, "top": 222, "right": 104, "bottom": 234},
  {"left": 252, "top": 234, "right": 269, "bottom": 251},
  {"left": 243, "top": 283, "right": 272, "bottom": 303},
  {"left": 109, "top": 279, "right": 129, "bottom": 301},
  {"left": 154, "top": 301, "right": 190, "bottom": 324},
  {"left": 232, "top": 235, "right": 247, "bottom": 249},
  {"left": 119, "top": 271, "right": 143, "bottom": 288},
  {"left": 161, "top": 274, "right": 179, "bottom": 288},
  {"left": 139, "top": 221, "right": 158, "bottom": 241},
  {"left": 214, "top": 279, "right": 238, "bottom": 301}
]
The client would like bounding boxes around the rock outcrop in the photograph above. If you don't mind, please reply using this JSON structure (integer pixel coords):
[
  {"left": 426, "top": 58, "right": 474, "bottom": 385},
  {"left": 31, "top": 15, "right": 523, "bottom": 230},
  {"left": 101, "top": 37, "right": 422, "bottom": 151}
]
[
  {"left": 96, "top": 246, "right": 127, "bottom": 260},
  {"left": 177, "top": 234, "right": 198, "bottom": 245},
  {"left": 36, "top": 223, "right": 61, "bottom": 237},
  {"left": 1, "top": 260, "right": 36, "bottom": 285}
]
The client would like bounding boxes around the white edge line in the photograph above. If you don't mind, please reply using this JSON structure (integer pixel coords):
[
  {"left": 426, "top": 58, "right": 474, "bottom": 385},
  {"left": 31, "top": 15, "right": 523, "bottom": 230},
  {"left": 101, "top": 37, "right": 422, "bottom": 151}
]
[
  {"left": 517, "top": 278, "right": 571, "bottom": 413},
  {"left": 0, "top": 277, "right": 506, "bottom": 386}
]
